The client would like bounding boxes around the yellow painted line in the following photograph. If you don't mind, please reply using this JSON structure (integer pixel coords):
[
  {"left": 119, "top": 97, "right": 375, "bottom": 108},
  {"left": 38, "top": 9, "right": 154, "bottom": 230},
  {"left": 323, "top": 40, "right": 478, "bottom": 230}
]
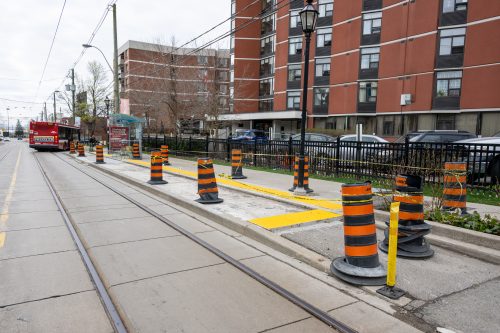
[
  {"left": 0, "top": 148, "right": 22, "bottom": 248},
  {"left": 125, "top": 159, "right": 343, "bottom": 212},
  {"left": 0, "top": 232, "right": 5, "bottom": 248},
  {"left": 250, "top": 209, "right": 341, "bottom": 230}
]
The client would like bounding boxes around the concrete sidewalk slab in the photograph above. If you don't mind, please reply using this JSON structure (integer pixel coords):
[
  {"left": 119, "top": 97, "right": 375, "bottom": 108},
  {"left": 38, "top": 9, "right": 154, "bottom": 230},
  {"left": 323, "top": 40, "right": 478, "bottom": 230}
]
[
  {"left": 109, "top": 263, "right": 318, "bottom": 333},
  {"left": 0, "top": 211, "right": 64, "bottom": 231},
  {"left": 88, "top": 236, "right": 224, "bottom": 287},
  {"left": 0, "top": 251, "right": 94, "bottom": 307},
  {"left": 0, "top": 226, "right": 75, "bottom": 260},
  {"left": 76, "top": 216, "right": 181, "bottom": 248},
  {"left": 0, "top": 291, "right": 114, "bottom": 333}
]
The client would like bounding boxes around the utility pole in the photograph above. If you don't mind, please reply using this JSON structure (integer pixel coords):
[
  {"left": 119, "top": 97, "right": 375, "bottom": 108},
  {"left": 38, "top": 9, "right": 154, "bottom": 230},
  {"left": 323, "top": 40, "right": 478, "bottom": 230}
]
[
  {"left": 53, "top": 91, "right": 57, "bottom": 122},
  {"left": 44, "top": 102, "right": 47, "bottom": 121},
  {"left": 112, "top": 3, "right": 120, "bottom": 114},
  {"left": 71, "top": 68, "right": 76, "bottom": 122}
]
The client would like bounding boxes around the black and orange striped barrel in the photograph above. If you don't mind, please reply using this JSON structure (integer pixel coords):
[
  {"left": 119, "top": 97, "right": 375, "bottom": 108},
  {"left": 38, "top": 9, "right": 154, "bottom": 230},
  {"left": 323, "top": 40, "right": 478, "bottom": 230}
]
[
  {"left": 196, "top": 158, "right": 223, "bottom": 204},
  {"left": 132, "top": 143, "right": 141, "bottom": 160},
  {"left": 161, "top": 145, "right": 170, "bottom": 165},
  {"left": 289, "top": 154, "right": 299, "bottom": 191},
  {"left": 69, "top": 141, "right": 76, "bottom": 154},
  {"left": 147, "top": 151, "right": 167, "bottom": 185},
  {"left": 77, "top": 143, "right": 85, "bottom": 157},
  {"left": 231, "top": 149, "right": 247, "bottom": 179},
  {"left": 443, "top": 162, "right": 467, "bottom": 213},
  {"left": 341, "top": 182, "right": 380, "bottom": 268},
  {"left": 95, "top": 145, "right": 105, "bottom": 164},
  {"left": 393, "top": 174, "right": 424, "bottom": 228},
  {"left": 303, "top": 155, "right": 311, "bottom": 190}
]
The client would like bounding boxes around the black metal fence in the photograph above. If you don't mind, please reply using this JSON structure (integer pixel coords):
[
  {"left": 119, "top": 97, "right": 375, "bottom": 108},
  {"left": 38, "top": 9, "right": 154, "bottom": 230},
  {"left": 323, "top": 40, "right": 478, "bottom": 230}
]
[{"left": 142, "top": 135, "right": 500, "bottom": 188}]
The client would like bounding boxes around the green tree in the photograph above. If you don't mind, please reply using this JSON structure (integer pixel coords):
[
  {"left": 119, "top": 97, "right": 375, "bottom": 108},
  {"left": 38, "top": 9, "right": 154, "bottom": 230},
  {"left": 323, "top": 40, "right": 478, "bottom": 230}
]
[{"left": 14, "top": 119, "right": 24, "bottom": 137}]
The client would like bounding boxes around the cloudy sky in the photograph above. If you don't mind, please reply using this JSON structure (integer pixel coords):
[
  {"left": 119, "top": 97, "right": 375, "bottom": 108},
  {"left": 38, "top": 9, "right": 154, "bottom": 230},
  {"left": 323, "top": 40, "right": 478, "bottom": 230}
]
[{"left": 0, "top": 0, "right": 231, "bottom": 126}]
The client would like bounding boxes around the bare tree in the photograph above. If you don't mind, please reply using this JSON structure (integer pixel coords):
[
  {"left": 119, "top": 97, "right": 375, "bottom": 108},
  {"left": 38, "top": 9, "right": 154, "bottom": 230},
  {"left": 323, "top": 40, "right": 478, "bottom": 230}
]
[{"left": 84, "top": 61, "right": 110, "bottom": 136}]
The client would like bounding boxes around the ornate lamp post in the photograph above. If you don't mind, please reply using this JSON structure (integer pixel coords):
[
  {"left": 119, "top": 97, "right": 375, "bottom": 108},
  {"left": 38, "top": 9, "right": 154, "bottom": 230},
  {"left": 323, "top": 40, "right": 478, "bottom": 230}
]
[{"left": 293, "top": 0, "right": 318, "bottom": 194}]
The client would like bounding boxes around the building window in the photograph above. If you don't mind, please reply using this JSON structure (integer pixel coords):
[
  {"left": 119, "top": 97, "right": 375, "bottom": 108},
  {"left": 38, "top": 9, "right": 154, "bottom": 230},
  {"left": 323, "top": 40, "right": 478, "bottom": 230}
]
[
  {"left": 261, "top": 0, "right": 274, "bottom": 12},
  {"left": 287, "top": 91, "right": 301, "bottom": 110},
  {"left": 363, "top": 12, "right": 382, "bottom": 36},
  {"left": 436, "top": 114, "right": 456, "bottom": 130},
  {"left": 261, "top": 35, "right": 275, "bottom": 55},
  {"left": 231, "top": 1, "right": 236, "bottom": 15},
  {"left": 198, "top": 55, "right": 208, "bottom": 64},
  {"left": 314, "top": 88, "right": 329, "bottom": 107},
  {"left": 260, "top": 57, "right": 274, "bottom": 76},
  {"left": 439, "top": 28, "right": 466, "bottom": 55},
  {"left": 289, "top": 37, "right": 302, "bottom": 55},
  {"left": 436, "top": 71, "right": 462, "bottom": 97},
  {"left": 316, "top": 28, "right": 332, "bottom": 48},
  {"left": 259, "top": 78, "right": 274, "bottom": 97},
  {"left": 261, "top": 14, "right": 275, "bottom": 35},
  {"left": 218, "top": 71, "right": 228, "bottom": 81},
  {"left": 219, "top": 85, "right": 228, "bottom": 94},
  {"left": 259, "top": 99, "right": 273, "bottom": 112},
  {"left": 286, "top": 91, "right": 300, "bottom": 110},
  {"left": 290, "top": 10, "right": 301, "bottom": 28},
  {"left": 443, "top": 0, "right": 468, "bottom": 13},
  {"left": 382, "top": 117, "right": 394, "bottom": 136},
  {"left": 318, "top": 0, "right": 333, "bottom": 17},
  {"left": 218, "top": 58, "right": 228, "bottom": 67},
  {"left": 315, "top": 58, "right": 330, "bottom": 77},
  {"left": 359, "top": 82, "right": 378, "bottom": 103},
  {"left": 360, "top": 47, "right": 380, "bottom": 69},
  {"left": 288, "top": 64, "right": 302, "bottom": 81}
]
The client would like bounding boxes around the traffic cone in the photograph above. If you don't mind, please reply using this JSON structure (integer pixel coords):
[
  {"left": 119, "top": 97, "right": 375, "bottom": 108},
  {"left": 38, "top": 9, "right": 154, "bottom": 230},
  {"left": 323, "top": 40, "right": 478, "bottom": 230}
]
[
  {"left": 147, "top": 152, "right": 167, "bottom": 185},
  {"left": 196, "top": 158, "right": 223, "bottom": 204},
  {"left": 161, "top": 145, "right": 171, "bottom": 165},
  {"left": 132, "top": 143, "right": 141, "bottom": 160},
  {"left": 331, "top": 182, "right": 386, "bottom": 286},
  {"left": 69, "top": 141, "right": 76, "bottom": 154},
  {"left": 78, "top": 143, "right": 85, "bottom": 157},
  {"left": 95, "top": 145, "right": 105, "bottom": 164},
  {"left": 379, "top": 174, "right": 434, "bottom": 258},
  {"left": 443, "top": 162, "right": 467, "bottom": 214},
  {"left": 231, "top": 149, "right": 246, "bottom": 179}
]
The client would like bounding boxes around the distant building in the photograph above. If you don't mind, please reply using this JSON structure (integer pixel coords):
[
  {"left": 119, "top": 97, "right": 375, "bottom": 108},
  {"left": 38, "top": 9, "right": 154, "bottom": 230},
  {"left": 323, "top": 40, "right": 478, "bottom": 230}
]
[
  {"left": 118, "top": 40, "right": 231, "bottom": 133},
  {"left": 225, "top": 0, "right": 500, "bottom": 137}
]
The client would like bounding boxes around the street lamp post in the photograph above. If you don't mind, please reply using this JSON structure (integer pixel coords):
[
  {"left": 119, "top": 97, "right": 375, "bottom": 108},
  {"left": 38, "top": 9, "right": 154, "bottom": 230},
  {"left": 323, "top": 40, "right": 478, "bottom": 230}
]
[
  {"left": 294, "top": 0, "right": 318, "bottom": 194},
  {"left": 53, "top": 90, "right": 60, "bottom": 122},
  {"left": 105, "top": 96, "right": 111, "bottom": 150}
]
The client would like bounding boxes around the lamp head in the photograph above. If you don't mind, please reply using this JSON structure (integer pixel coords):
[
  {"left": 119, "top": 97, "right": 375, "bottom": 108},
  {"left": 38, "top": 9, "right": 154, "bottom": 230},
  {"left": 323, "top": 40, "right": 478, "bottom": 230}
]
[{"left": 299, "top": 1, "right": 319, "bottom": 34}]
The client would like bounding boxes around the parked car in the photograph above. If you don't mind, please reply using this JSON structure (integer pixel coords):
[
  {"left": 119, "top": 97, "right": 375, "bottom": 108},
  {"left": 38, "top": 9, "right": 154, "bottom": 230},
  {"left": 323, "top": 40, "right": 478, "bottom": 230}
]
[
  {"left": 400, "top": 130, "right": 476, "bottom": 144},
  {"left": 290, "top": 133, "right": 336, "bottom": 143},
  {"left": 3, "top": 137, "right": 11, "bottom": 142},
  {"left": 455, "top": 133, "right": 500, "bottom": 183},
  {"left": 230, "top": 129, "right": 268, "bottom": 144},
  {"left": 338, "top": 134, "right": 389, "bottom": 161}
]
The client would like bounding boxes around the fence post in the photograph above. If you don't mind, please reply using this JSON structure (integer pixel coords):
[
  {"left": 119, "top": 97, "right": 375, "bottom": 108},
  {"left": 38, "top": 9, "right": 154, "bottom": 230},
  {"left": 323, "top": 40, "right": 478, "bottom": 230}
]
[
  {"left": 335, "top": 136, "right": 341, "bottom": 177},
  {"left": 163, "top": 134, "right": 166, "bottom": 145},
  {"left": 404, "top": 136, "right": 410, "bottom": 167},
  {"left": 205, "top": 133, "right": 209, "bottom": 154},
  {"left": 226, "top": 138, "right": 231, "bottom": 161},
  {"left": 288, "top": 137, "right": 293, "bottom": 171},
  {"left": 155, "top": 132, "right": 158, "bottom": 148},
  {"left": 188, "top": 136, "right": 192, "bottom": 153},
  {"left": 253, "top": 139, "right": 257, "bottom": 166}
]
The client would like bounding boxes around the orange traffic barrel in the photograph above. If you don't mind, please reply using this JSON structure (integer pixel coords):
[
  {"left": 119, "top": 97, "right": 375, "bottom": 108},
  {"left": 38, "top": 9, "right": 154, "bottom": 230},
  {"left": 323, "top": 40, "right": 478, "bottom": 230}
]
[
  {"left": 77, "top": 143, "right": 85, "bottom": 157},
  {"left": 147, "top": 152, "right": 167, "bottom": 185},
  {"left": 443, "top": 162, "right": 467, "bottom": 213},
  {"left": 69, "top": 141, "right": 76, "bottom": 154},
  {"left": 380, "top": 174, "right": 433, "bottom": 259},
  {"left": 289, "top": 154, "right": 313, "bottom": 193},
  {"left": 231, "top": 149, "right": 247, "bottom": 179},
  {"left": 132, "top": 143, "right": 141, "bottom": 160},
  {"left": 95, "top": 145, "right": 105, "bottom": 164},
  {"left": 161, "top": 145, "right": 171, "bottom": 165},
  {"left": 331, "top": 182, "right": 386, "bottom": 286},
  {"left": 196, "top": 158, "right": 223, "bottom": 204}
]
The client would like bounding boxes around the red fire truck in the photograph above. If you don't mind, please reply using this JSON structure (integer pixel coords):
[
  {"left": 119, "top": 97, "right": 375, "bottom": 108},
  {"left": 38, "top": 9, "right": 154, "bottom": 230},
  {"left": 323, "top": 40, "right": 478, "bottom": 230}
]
[{"left": 29, "top": 121, "right": 79, "bottom": 151}]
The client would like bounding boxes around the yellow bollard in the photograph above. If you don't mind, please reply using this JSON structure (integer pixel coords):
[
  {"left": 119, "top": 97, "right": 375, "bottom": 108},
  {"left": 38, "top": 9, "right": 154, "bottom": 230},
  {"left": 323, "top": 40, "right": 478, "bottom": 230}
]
[{"left": 377, "top": 202, "right": 406, "bottom": 299}]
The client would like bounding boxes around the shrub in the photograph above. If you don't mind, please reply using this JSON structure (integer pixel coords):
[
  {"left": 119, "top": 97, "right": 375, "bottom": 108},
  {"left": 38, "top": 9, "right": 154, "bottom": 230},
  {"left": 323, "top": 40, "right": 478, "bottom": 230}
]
[{"left": 425, "top": 209, "right": 500, "bottom": 236}]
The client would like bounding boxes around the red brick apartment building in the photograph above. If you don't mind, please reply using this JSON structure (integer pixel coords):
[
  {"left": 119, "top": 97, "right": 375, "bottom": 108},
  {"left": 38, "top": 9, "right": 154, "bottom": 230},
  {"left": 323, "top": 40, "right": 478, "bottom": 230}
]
[
  {"left": 119, "top": 40, "right": 230, "bottom": 133},
  {"left": 224, "top": 0, "right": 500, "bottom": 138}
]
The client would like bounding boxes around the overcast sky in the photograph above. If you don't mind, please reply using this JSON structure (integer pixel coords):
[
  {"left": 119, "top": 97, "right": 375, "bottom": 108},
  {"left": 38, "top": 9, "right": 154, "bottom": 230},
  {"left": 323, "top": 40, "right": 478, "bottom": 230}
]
[{"left": 0, "top": 0, "right": 231, "bottom": 125}]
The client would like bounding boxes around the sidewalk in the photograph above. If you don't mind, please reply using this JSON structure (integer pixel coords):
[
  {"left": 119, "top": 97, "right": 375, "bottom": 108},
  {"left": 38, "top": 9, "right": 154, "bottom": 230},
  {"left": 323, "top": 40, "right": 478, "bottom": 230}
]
[{"left": 79, "top": 149, "right": 500, "bottom": 333}]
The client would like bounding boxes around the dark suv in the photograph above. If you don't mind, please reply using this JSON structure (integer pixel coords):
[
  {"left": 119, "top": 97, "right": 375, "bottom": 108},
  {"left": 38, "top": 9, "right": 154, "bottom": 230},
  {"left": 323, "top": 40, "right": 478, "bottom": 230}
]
[{"left": 403, "top": 130, "right": 476, "bottom": 143}]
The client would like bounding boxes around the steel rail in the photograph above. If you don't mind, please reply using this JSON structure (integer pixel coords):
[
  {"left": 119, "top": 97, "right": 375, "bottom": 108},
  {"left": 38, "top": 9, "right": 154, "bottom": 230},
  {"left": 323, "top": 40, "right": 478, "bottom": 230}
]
[
  {"left": 33, "top": 152, "right": 127, "bottom": 333},
  {"left": 52, "top": 152, "right": 358, "bottom": 333}
]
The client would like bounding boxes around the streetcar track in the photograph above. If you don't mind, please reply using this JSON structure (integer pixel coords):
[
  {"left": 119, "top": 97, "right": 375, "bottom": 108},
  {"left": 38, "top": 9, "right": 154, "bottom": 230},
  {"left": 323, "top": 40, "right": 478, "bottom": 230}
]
[
  {"left": 33, "top": 152, "right": 127, "bottom": 333},
  {"left": 49, "top": 152, "right": 358, "bottom": 333}
]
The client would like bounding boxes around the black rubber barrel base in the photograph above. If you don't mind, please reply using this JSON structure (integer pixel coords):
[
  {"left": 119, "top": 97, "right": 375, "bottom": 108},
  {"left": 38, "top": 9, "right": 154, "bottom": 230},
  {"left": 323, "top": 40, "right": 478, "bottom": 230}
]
[
  {"left": 195, "top": 198, "right": 223, "bottom": 204},
  {"left": 377, "top": 285, "right": 406, "bottom": 300},
  {"left": 95, "top": 161, "right": 106, "bottom": 164},
  {"left": 231, "top": 175, "right": 247, "bottom": 179},
  {"left": 147, "top": 180, "right": 167, "bottom": 185},
  {"left": 133, "top": 156, "right": 141, "bottom": 160},
  {"left": 330, "top": 258, "right": 386, "bottom": 286},
  {"left": 378, "top": 241, "right": 434, "bottom": 259},
  {"left": 163, "top": 162, "right": 171, "bottom": 165}
]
